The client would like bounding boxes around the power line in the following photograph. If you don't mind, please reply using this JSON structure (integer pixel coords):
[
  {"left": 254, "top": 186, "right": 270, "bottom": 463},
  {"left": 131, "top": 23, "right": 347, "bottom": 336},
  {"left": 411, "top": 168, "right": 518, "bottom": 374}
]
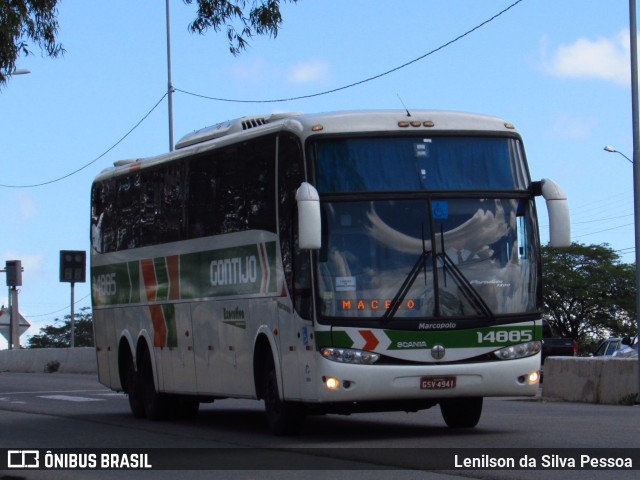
[
  {"left": 24, "top": 294, "right": 91, "bottom": 319},
  {"left": 572, "top": 223, "right": 635, "bottom": 239},
  {"left": 539, "top": 212, "right": 633, "bottom": 230},
  {"left": 0, "top": 92, "right": 168, "bottom": 189},
  {"left": 572, "top": 213, "right": 634, "bottom": 225},
  {"left": 0, "top": 0, "right": 526, "bottom": 188},
  {"left": 570, "top": 191, "right": 630, "bottom": 212},
  {"left": 175, "top": 0, "right": 526, "bottom": 104}
]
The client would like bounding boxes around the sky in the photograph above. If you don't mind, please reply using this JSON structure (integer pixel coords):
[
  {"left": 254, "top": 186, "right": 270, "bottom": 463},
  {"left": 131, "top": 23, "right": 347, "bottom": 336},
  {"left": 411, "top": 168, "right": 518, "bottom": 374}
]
[{"left": 0, "top": 0, "right": 636, "bottom": 348}]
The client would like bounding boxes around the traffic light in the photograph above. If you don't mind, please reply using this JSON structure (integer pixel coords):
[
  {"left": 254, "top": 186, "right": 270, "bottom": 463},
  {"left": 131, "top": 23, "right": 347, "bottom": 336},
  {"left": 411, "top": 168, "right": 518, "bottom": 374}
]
[
  {"left": 60, "top": 250, "right": 86, "bottom": 283},
  {"left": 5, "top": 260, "right": 22, "bottom": 287}
]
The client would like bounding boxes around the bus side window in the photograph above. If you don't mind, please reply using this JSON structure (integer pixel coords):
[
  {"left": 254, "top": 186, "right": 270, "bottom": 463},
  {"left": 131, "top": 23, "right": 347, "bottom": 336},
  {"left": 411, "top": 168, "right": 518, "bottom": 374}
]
[
  {"left": 91, "top": 183, "right": 105, "bottom": 253},
  {"left": 115, "top": 174, "right": 141, "bottom": 250},
  {"left": 186, "top": 155, "right": 218, "bottom": 238}
]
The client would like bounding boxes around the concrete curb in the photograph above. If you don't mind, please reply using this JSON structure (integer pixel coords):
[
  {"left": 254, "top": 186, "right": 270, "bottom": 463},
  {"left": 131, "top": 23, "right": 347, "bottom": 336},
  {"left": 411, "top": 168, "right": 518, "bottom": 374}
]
[
  {"left": 1, "top": 350, "right": 638, "bottom": 405},
  {"left": 0, "top": 347, "right": 97, "bottom": 374},
  {"left": 544, "top": 357, "right": 639, "bottom": 404}
]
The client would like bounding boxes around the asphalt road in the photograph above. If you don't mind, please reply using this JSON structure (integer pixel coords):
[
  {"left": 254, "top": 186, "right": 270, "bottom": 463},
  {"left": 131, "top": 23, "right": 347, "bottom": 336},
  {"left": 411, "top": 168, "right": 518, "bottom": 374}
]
[{"left": 0, "top": 372, "right": 638, "bottom": 480}]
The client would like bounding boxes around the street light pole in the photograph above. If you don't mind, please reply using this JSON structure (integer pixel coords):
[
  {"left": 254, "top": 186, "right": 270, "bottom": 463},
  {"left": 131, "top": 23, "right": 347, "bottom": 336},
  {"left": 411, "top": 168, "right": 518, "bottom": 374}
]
[
  {"left": 629, "top": 0, "right": 640, "bottom": 404},
  {"left": 604, "top": 145, "right": 633, "bottom": 163}
]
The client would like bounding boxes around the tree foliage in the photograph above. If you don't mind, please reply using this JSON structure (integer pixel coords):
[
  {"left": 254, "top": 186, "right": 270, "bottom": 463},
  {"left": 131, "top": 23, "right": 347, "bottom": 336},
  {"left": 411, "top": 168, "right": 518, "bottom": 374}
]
[
  {"left": 184, "top": 0, "right": 298, "bottom": 55},
  {"left": 1, "top": 0, "right": 298, "bottom": 87},
  {"left": 0, "top": 0, "right": 64, "bottom": 86},
  {"left": 542, "top": 243, "right": 636, "bottom": 351},
  {"left": 27, "top": 307, "right": 94, "bottom": 348}
]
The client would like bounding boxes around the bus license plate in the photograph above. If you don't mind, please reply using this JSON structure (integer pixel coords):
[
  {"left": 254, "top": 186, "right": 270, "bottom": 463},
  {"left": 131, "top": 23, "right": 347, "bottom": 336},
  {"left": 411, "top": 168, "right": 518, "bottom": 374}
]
[{"left": 421, "top": 376, "right": 456, "bottom": 390}]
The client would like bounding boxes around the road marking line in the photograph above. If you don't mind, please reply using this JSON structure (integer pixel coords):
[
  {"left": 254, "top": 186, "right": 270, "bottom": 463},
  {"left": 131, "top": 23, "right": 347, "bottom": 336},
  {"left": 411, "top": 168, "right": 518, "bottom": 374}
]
[
  {"left": 38, "top": 395, "right": 104, "bottom": 402},
  {"left": 2, "top": 389, "right": 108, "bottom": 395},
  {"left": 0, "top": 397, "right": 26, "bottom": 404}
]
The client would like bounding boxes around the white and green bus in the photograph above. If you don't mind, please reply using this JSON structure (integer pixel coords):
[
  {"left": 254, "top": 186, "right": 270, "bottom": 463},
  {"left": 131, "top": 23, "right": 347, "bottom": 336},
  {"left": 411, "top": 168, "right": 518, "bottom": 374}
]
[{"left": 90, "top": 110, "right": 570, "bottom": 434}]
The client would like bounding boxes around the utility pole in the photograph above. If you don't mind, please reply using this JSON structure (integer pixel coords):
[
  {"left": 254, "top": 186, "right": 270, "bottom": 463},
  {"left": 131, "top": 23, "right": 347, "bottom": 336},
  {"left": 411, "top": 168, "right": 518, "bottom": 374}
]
[
  {"left": 4, "top": 260, "right": 23, "bottom": 349},
  {"left": 629, "top": 0, "right": 640, "bottom": 404},
  {"left": 166, "top": 0, "right": 175, "bottom": 151}
]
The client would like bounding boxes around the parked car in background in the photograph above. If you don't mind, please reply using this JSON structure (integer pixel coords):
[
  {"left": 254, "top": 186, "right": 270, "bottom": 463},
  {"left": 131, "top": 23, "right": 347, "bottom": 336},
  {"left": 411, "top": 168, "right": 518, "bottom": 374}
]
[
  {"left": 541, "top": 320, "right": 579, "bottom": 367},
  {"left": 593, "top": 337, "right": 624, "bottom": 357},
  {"left": 612, "top": 335, "right": 638, "bottom": 359}
]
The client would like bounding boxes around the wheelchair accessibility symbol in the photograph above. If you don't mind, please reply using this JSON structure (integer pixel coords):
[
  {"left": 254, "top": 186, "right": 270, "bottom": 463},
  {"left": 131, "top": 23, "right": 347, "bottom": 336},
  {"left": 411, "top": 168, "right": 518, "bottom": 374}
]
[{"left": 432, "top": 200, "right": 449, "bottom": 219}]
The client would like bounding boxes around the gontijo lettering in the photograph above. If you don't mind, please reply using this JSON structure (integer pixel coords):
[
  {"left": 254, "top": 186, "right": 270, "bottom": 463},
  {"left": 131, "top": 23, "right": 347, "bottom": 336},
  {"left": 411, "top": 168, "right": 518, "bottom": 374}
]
[{"left": 210, "top": 256, "right": 258, "bottom": 286}]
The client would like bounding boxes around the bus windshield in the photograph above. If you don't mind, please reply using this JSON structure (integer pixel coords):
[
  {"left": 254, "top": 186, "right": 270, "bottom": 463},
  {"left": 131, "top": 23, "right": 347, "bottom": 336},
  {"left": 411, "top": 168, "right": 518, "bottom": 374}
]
[
  {"left": 312, "top": 136, "right": 539, "bottom": 323},
  {"left": 316, "top": 198, "right": 539, "bottom": 321}
]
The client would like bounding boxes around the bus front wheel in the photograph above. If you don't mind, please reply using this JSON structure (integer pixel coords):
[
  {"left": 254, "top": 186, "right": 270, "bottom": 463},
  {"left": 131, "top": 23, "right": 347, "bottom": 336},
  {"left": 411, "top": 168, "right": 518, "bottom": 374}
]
[
  {"left": 263, "top": 366, "right": 304, "bottom": 435},
  {"left": 439, "top": 397, "right": 483, "bottom": 428}
]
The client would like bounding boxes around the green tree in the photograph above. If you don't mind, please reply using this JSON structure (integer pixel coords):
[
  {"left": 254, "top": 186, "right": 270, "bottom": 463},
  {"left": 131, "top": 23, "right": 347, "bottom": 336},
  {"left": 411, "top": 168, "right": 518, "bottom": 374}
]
[
  {"left": 27, "top": 307, "right": 94, "bottom": 348},
  {"left": 542, "top": 243, "right": 637, "bottom": 352},
  {"left": 1, "top": 0, "right": 298, "bottom": 87},
  {"left": 185, "top": 0, "right": 299, "bottom": 55},
  {"left": 0, "top": 0, "right": 64, "bottom": 86}
]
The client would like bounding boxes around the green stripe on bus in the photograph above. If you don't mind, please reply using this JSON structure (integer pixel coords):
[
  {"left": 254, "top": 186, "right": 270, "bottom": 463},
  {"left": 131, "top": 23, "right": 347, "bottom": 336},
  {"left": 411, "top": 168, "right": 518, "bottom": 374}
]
[
  {"left": 385, "top": 325, "right": 536, "bottom": 350},
  {"left": 154, "top": 257, "right": 169, "bottom": 301},
  {"left": 127, "top": 261, "right": 141, "bottom": 303},
  {"left": 315, "top": 330, "right": 354, "bottom": 349},
  {"left": 91, "top": 263, "right": 132, "bottom": 306},
  {"left": 91, "top": 241, "right": 278, "bottom": 306},
  {"left": 163, "top": 303, "right": 177, "bottom": 348},
  {"left": 312, "top": 325, "right": 539, "bottom": 352},
  {"left": 180, "top": 242, "right": 277, "bottom": 299}
]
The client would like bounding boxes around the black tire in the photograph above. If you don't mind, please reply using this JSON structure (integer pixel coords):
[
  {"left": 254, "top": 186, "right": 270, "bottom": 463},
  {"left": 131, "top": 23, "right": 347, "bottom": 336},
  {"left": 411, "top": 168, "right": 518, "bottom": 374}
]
[
  {"left": 263, "top": 365, "right": 304, "bottom": 435},
  {"left": 440, "top": 397, "right": 483, "bottom": 428},
  {"left": 139, "top": 348, "right": 171, "bottom": 421},
  {"left": 124, "top": 357, "right": 145, "bottom": 418}
]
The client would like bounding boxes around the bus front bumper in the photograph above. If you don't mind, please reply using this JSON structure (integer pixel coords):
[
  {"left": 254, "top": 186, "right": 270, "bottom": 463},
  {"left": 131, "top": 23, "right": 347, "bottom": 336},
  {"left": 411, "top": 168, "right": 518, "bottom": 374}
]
[{"left": 310, "top": 353, "right": 540, "bottom": 403}]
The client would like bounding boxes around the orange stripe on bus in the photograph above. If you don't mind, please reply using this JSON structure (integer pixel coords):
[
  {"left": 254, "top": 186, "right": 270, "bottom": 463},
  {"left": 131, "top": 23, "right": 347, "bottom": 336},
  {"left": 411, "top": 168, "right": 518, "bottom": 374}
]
[
  {"left": 141, "top": 258, "right": 167, "bottom": 347},
  {"left": 166, "top": 255, "right": 180, "bottom": 300},
  {"left": 141, "top": 258, "right": 157, "bottom": 302},
  {"left": 149, "top": 304, "right": 167, "bottom": 347}
]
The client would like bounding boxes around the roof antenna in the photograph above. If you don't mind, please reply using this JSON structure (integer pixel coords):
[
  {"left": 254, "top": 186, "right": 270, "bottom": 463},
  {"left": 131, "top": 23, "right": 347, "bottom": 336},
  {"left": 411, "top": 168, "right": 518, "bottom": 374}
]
[{"left": 397, "top": 94, "right": 411, "bottom": 117}]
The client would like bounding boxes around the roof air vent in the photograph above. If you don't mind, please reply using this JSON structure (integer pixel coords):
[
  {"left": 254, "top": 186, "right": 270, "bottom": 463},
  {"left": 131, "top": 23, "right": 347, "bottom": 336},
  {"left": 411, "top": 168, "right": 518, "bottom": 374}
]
[{"left": 242, "top": 117, "right": 267, "bottom": 130}]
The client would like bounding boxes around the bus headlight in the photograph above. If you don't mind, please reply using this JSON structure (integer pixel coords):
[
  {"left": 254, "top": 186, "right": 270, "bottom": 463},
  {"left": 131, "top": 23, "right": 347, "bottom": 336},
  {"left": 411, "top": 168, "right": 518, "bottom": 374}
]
[
  {"left": 493, "top": 341, "right": 541, "bottom": 360},
  {"left": 321, "top": 348, "right": 380, "bottom": 365}
]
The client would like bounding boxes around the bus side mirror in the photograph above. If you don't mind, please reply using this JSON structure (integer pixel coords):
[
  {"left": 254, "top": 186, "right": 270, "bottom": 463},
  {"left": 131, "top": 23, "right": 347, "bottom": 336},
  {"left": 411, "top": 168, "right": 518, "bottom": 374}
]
[
  {"left": 296, "top": 182, "right": 322, "bottom": 250},
  {"left": 538, "top": 178, "right": 571, "bottom": 247}
]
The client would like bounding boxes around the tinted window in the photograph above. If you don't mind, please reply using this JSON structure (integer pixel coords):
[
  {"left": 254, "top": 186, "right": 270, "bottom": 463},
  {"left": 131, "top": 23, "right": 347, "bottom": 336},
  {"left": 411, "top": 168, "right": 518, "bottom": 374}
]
[
  {"left": 277, "top": 134, "right": 311, "bottom": 318},
  {"left": 313, "top": 136, "right": 528, "bottom": 193},
  {"left": 92, "top": 135, "right": 277, "bottom": 253}
]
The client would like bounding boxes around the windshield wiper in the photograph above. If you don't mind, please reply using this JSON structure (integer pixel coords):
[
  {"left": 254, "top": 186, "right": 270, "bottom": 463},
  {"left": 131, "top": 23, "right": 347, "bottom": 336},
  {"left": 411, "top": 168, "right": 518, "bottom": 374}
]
[
  {"left": 382, "top": 226, "right": 431, "bottom": 321},
  {"left": 381, "top": 224, "right": 497, "bottom": 323},
  {"left": 437, "top": 251, "right": 496, "bottom": 322}
]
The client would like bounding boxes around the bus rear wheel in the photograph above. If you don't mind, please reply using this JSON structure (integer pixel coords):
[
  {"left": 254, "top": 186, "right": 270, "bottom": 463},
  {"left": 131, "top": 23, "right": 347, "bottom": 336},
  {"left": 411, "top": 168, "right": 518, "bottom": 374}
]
[
  {"left": 263, "top": 366, "right": 304, "bottom": 435},
  {"left": 139, "top": 348, "right": 171, "bottom": 421},
  {"left": 439, "top": 397, "right": 483, "bottom": 428},
  {"left": 125, "top": 357, "right": 145, "bottom": 418}
]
